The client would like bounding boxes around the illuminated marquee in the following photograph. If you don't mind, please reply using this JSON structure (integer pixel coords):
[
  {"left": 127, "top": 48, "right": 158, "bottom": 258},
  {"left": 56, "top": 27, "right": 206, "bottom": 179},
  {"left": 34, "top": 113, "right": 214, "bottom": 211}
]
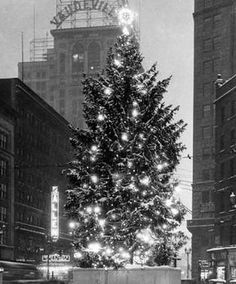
[
  {"left": 51, "top": 186, "right": 59, "bottom": 241},
  {"left": 42, "top": 254, "right": 70, "bottom": 263},
  {"left": 50, "top": 0, "right": 123, "bottom": 28}
]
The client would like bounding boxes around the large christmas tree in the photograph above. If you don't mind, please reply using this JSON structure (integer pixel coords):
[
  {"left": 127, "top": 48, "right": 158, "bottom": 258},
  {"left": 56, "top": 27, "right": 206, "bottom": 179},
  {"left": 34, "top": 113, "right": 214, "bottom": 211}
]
[{"left": 65, "top": 8, "right": 187, "bottom": 269}]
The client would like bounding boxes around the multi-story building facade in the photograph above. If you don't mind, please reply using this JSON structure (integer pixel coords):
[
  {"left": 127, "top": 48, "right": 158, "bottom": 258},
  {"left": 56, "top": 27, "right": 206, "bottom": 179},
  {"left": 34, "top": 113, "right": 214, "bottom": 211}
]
[
  {"left": 206, "top": 75, "right": 236, "bottom": 283},
  {"left": 0, "top": 90, "right": 16, "bottom": 260},
  {"left": 188, "top": 0, "right": 236, "bottom": 282},
  {"left": 18, "top": 0, "right": 122, "bottom": 128},
  {"left": 0, "top": 78, "right": 72, "bottom": 263}
]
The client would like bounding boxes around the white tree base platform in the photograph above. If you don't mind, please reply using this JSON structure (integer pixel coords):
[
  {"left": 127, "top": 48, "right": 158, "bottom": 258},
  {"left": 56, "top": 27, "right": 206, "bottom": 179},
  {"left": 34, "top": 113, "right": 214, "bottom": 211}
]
[{"left": 71, "top": 266, "right": 181, "bottom": 284}]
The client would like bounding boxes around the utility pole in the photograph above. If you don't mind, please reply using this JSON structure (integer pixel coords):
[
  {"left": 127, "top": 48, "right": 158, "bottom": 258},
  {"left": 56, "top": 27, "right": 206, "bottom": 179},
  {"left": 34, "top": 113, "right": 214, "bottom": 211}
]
[{"left": 185, "top": 248, "right": 191, "bottom": 279}]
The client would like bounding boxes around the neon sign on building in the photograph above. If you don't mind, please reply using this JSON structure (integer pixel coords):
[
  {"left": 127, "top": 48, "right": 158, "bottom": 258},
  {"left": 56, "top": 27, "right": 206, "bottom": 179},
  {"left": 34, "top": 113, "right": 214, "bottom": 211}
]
[{"left": 51, "top": 186, "right": 59, "bottom": 241}]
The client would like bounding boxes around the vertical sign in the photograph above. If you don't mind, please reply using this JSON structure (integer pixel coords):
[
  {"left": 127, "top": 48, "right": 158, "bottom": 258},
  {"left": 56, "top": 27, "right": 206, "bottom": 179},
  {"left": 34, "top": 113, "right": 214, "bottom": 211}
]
[{"left": 51, "top": 186, "right": 59, "bottom": 241}]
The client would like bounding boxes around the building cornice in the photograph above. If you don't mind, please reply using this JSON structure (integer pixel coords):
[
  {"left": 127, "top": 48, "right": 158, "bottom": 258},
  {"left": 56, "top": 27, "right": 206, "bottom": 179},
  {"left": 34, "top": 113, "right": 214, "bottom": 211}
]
[{"left": 193, "top": 0, "right": 234, "bottom": 18}]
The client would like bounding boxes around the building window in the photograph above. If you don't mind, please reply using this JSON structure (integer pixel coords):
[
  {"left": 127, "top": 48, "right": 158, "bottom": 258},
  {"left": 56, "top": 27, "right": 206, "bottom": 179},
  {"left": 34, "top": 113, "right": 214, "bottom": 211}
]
[
  {"left": 203, "top": 147, "right": 211, "bottom": 159},
  {"left": 219, "top": 192, "right": 225, "bottom": 212},
  {"left": 213, "top": 36, "right": 221, "bottom": 50},
  {"left": 202, "top": 191, "right": 210, "bottom": 203},
  {"left": 0, "top": 131, "right": 8, "bottom": 149},
  {"left": 72, "top": 42, "right": 84, "bottom": 74},
  {"left": 36, "top": 82, "right": 41, "bottom": 90},
  {"left": 220, "top": 162, "right": 225, "bottom": 179},
  {"left": 220, "top": 135, "right": 224, "bottom": 150},
  {"left": 88, "top": 42, "right": 100, "bottom": 71},
  {"left": 0, "top": 184, "right": 7, "bottom": 199},
  {"left": 203, "top": 60, "right": 213, "bottom": 74},
  {"left": 202, "top": 126, "right": 211, "bottom": 138},
  {"left": 203, "top": 17, "right": 212, "bottom": 32},
  {"left": 203, "top": 38, "right": 212, "bottom": 51},
  {"left": 59, "top": 100, "right": 65, "bottom": 116},
  {"left": 213, "top": 58, "right": 221, "bottom": 73},
  {"left": 59, "top": 53, "right": 66, "bottom": 74},
  {"left": 41, "top": 82, "right": 46, "bottom": 91},
  {"left": 0, "top": 229, "right": 7, "bottom": 245},
  {"left": 0, "top": 206, "right": 7, "bottom": 222},
  {"left": 203, "top": 82, "right": 212, "bottom": 97},
  {"left": 202, "top": 169, "right": 210, "bottom": 180},
  {"left": 230, "top": 159, "right": 235, "bottom": 177},
  {"left": 59, "top": 89, "right": 65, "bottom": 98},
  {"left": 231, "top": 129, "right": 235, "bottom": 145},
  {"left": 213, "top": 14, "right": 221, "bottom": 28},
  {"left": 203, "top": 104, "right": 211, "bottom": 118},
  {"left": 204, "top": 0, "right": 213, "bottom": 8},
  {"left": 231, "top": 100, "right": 236, "bottom": 116},
  {"left": 221, "top": 106, "right": 225, "bottom": 123},
  {"left": 0, "top": 160, "right": 7, "bottom": 176},
  {"left": 72, "top": 100, "right": 77, "bottom": 114}
]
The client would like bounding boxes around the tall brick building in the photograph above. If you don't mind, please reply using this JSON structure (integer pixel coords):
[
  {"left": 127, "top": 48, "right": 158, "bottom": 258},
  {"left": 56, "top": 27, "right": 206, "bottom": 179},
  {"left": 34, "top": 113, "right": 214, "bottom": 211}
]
[
  {"left": 206, "top": 75, "right": 236, "bottom": 283},
  {"left": 188, "top": 0, "right": 236, "bottom": 282},
  {"left": 0, "top": 88, "right": 16, "bottom": 259},
  {"left": 0, "top": 78, "right": 71, "bottom": 263}
]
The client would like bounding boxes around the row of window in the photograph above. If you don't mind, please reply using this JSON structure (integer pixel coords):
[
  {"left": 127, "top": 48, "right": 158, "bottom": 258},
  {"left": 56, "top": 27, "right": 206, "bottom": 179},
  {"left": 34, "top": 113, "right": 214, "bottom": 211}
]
[
  {"left": 0, "top": 207, "right": 7, "bottom": 222},
  {"left": 219, "top": 158, "right": 236, "bottom": 179},
  {"left": 0, "top": 229, "right": 7, "bottom": 245},
  {"left": 16, "top": 211, "right": 42, "bottom": 227},
  {"left": 220, "top": 100, "right": 236, "bottom": 123},
  {"left": 219, "top": 129, "right": 236, "bottom": 150},
  {"left": 0, "top": 131, "right": 8, "bottom": 150},
  {"left": 24, "top": 71, "right": 47, "bottom": 80},
  {"left": 203, "top": 36, "right": 221, "bottom": 53},
  {"left": 203, "top": 13, "right": 221, "bottom": 32},
  {"left": 0, "top": 159, "right": 8, "bottom": 177},
  {"left": 203, "top": 58, "right": 220, "bottom": 75},
  {"left": 17, "top": 190, "right": 45, "bottom": 210},
  {"left": 60, "top": 41, "right": 101, "bottom": 74},
  {"left": 0, "top": 184, "right": 7, "bottom": 199},
  {"left": 17, "top": 124, "right": 68, "bottom": 150}
]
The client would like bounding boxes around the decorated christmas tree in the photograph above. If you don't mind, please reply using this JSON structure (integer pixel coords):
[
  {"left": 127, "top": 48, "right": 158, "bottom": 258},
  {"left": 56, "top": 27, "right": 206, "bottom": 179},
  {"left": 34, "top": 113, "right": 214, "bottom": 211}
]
[{"left": 65, "top": 7, "right": 187, "bottom": 269}]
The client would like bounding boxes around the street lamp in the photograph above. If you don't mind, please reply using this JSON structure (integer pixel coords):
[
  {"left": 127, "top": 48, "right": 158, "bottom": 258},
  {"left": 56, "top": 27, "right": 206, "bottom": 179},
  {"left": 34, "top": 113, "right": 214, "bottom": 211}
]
[{"left": 185, "top": 248, "right": 191, "bottom": 279}]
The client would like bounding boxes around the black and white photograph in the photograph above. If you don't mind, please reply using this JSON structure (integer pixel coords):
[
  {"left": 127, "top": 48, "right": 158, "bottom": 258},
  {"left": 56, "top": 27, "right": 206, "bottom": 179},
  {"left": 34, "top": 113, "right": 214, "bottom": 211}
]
[{"left": 1, "top": 1, "right": 231, "bottom": 284}]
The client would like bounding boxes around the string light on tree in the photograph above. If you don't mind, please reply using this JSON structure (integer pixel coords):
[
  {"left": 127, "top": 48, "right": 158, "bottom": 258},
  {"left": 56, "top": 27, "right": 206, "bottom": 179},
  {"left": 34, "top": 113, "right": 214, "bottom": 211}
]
[
  {"left": 104, "top": 87, "right": 112, "bottom": 96},
  {"left": 88, "top": 242, "right": 102, "bottom": 253},
  {"left": 97, "top": 113, "right": 105, "bottom": 121},
  {"left": 86, "top": 206, "right": 93, "bottom": 214},
  {"left": 121, "top": 132, "right": 128, "bottom": 141},
  {"left": 171, "top": 208, "right": 179, "bottom": 216},
  {"left": 114, "top": 59, "right": 122, "bottom": 67},
  {"left": 91, "top": 145, "right": 98, "bottom": 152},
  {"left": 94, "top": 206, "right": 101, "bottom": 214},
  {"left": 132, "top": 108, "right": 139, "bottom": 118},
  {"left": 91, "top": 174, "right": 99, "bottom": 184},
  {"left": 140, "top": 176, "right": 150, "bottom": 186}
]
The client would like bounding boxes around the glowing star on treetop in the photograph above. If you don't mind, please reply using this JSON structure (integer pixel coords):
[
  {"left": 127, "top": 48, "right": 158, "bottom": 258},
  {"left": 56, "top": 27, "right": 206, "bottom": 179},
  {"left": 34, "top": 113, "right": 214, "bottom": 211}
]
[{"left": 118, "top": 7, "right": 135, "bottom": 26}]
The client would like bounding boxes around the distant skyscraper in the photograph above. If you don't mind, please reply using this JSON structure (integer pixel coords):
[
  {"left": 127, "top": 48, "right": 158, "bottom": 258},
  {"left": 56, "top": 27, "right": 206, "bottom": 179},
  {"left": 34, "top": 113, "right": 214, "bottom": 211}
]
[
  {"left": 18, "top": 0, "right": 125, "bottom": 128},
  {"left": 189, "top": 0, "right": 236, "bottom": 282}
]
